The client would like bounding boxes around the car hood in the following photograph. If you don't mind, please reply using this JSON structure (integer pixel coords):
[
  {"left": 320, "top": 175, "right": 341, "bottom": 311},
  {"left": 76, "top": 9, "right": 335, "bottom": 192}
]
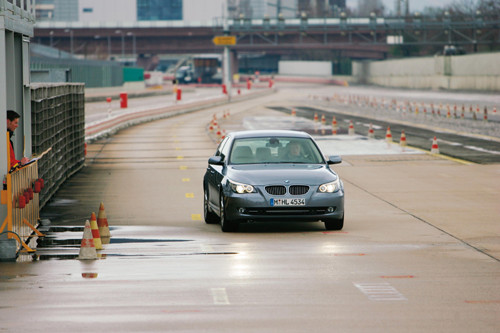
[{"left": 227, "top": 164, "right": 337, "bottom": 185}]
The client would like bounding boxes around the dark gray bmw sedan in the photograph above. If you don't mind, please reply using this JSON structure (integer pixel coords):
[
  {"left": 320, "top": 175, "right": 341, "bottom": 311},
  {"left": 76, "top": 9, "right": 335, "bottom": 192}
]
[{"left": 203, "top": 130, "right": 344, "bottom": 232}]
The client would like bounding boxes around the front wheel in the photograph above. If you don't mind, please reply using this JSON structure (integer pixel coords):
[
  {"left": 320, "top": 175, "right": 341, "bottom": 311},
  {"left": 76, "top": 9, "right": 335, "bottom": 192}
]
[
  {"left": 324, "top": 214, "right": 344, "bottom": 231},
  {"left": 220, "top": 195, "right": 238, "bottom": 232}
]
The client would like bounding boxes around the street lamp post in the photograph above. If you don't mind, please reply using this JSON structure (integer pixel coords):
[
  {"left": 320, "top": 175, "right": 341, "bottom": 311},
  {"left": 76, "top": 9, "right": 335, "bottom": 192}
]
[
  {"left": 107, "top": 35, "right": 111, "bottom": 59},
  {"left": 115, "top": 30, "right": 124, "bottom": 61},
  {"left": 64, "top": 29, "right": 74, "bottom": 56},
  {"left": 94, "top": 35, "right": 100, "bottom": 58},
  {"left": 223, "top": 0, "right": 232, "bottom": 100},
  {"left": 127, "top": 32, "right": 136, "bottom": 66}
]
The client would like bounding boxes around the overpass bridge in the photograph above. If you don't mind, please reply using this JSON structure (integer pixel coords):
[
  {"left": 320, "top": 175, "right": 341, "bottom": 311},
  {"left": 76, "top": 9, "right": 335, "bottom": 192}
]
[{"left": 33, "top": 14, "right": 499, "bottom": 65}]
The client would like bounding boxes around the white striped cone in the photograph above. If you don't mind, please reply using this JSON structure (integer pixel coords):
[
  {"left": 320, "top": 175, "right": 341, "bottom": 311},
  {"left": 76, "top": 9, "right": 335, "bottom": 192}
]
[
  {"left": 78, "top": 221, "right": 98, "bottom": 260},
  {"left": 399, "top": 131, "right": 407, "bottom": 151},
  {"left": 348, "top": 121, "right": 355, "bottom": 135},
  {"left": 368, "top": 123, "right": 374, "bottom": 138},
  {"left": 431, "top": 137, "right": 440, "bottom": 154},
  {"left": 385, "top": 126, "right": 393, "bottom": 143}
]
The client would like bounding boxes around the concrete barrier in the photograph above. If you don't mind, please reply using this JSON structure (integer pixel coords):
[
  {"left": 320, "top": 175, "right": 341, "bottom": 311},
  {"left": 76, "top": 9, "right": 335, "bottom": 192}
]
[{"left": 353, "top": 52, "right": 500, "bottom": 91}]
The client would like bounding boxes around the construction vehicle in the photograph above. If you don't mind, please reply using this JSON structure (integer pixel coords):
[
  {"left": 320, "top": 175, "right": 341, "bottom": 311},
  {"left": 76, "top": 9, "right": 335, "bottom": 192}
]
[{"left": 175, "top": 55, "right": 221, "bottom": 84}]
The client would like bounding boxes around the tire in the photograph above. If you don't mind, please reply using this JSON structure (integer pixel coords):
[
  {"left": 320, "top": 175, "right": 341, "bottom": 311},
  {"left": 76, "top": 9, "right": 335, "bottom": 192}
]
[
  {"left": 204, "top": 189, "right": 219, "bottom": 224},
  {"left": 324, "top": 214, "right": 344, "bottom": 231},
  {"left": 220, "top": 195, "right": 238, "bottom": 232}
]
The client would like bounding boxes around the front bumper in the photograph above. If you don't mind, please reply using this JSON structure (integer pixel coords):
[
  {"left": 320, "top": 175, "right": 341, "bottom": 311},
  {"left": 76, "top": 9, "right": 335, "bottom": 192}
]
[{"left": 223, "top": 186, "right": 344, "bottom": 223}]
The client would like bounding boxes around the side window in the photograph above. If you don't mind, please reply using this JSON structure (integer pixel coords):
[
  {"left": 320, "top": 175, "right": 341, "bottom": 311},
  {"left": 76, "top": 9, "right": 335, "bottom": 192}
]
[{"left": 215, "top": 137, "right": 229, "bottom": 156}]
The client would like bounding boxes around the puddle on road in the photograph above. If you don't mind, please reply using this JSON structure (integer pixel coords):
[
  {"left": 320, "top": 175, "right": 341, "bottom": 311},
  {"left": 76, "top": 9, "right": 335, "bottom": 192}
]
[
  {"left": 15, "top": 225, "right": 235, "bottom": 261},
  {"left": 33, "top": 251, "right": 238, "bottom": 261},
  {"left": 37, "top": 237, "right": 191, "bottom": 247},
  {"left": 47, "top": 199, "right": 79, "bottom": 206}
]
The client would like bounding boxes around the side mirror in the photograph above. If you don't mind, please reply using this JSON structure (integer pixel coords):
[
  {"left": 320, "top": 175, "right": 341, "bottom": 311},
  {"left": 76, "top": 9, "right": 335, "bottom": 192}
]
[
  {"left": 208, "top": 156, "right": 224, "bottom": 165},
  {"left": 327, "top": 155, "right": 342, "bottom": 165}
]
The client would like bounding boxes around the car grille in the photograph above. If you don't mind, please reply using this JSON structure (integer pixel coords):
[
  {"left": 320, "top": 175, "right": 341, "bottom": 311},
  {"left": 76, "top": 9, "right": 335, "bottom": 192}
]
[
  {"left": 265, "top": 186, "right": 286, "bottom": 195},
  {"left": 289, "top": 185, "right": 309, "bottom": 195},
  {"left": 265, "top": 185, "right": 310, "bottom": 195}
]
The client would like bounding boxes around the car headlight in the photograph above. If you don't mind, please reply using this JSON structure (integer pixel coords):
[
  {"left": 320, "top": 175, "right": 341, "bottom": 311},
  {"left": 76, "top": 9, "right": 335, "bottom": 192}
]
[
  {"left": 319, "top": 179, "right": 341, "bottom": 193},
  {"left": 229, "top": 180, "right": 255, "bottom": 194}
]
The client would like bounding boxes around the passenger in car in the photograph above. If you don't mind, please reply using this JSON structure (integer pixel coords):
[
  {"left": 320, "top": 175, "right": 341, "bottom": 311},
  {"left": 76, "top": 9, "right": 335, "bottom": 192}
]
[{"left": 283, "top": 141, "right": 308, "bottom": 162}]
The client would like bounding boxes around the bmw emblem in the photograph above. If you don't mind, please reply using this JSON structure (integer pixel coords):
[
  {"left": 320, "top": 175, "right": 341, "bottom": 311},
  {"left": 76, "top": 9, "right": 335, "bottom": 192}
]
[{"left": 284, "top": 180, "right": 290, "bottom": 183}]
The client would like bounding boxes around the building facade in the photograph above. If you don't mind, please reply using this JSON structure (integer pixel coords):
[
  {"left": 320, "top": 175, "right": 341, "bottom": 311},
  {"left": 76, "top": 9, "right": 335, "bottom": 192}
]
[
  {"left": 36, "top": 0, "right": 225, "bottom": 23},
  {"left": 35, "top": 0, "right": 347, "bottom": 22}
]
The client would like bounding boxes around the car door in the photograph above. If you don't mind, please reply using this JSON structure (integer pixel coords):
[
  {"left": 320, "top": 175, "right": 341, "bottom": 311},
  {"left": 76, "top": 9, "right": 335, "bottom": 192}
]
[{"left": 207, "top": 137, "right": 230, "bottom": 210}]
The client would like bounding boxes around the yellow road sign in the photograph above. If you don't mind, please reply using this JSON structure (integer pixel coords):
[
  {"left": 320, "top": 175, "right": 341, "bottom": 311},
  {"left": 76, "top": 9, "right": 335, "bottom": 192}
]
[{"left": 212, "top": 36, "right": 236, "bottom": 46}]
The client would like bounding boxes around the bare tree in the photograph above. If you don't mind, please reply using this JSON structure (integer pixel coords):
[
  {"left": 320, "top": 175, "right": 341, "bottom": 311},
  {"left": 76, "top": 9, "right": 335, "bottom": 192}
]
[
  {"left": 448, "top": 0, "right": 500, "bottom": 18},
  {"left": 357, "top": 0, "right": 385, "bottom": 16}
]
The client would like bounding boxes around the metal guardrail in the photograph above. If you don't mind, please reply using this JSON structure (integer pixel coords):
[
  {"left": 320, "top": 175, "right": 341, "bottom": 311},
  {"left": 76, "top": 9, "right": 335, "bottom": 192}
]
[{"left": 31, "top": 83, "right": 86, "bottom": 207}]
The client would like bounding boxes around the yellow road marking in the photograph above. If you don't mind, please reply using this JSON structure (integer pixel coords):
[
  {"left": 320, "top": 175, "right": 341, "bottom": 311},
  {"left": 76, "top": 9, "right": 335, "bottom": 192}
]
[
  {"left": 191, "top": 214, "right": 202, "bottom": 221},
  {"left": 182, "top": 178, "right": 190, "bottom": 182},
  {"left": 179, "top": 166, "right": 188, "bottom": 170},
  {"left": 185, "top": 193, "right": 194, "bottom": 198}
]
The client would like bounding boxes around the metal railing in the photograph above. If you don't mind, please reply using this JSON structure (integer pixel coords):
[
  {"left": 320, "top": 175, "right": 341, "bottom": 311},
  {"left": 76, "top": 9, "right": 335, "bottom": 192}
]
[{"left": 1, "top": 134, "right": 45, "bottom": 253}]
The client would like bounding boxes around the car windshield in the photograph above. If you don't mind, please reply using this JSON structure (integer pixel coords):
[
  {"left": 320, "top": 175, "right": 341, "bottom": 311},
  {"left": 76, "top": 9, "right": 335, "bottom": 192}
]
[{"left": 229, "top": 137, "right": 324, "bottom": 165}]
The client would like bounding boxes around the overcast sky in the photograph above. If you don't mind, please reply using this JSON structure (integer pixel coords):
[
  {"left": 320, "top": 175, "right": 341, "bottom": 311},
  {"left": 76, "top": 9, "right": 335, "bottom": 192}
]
[{"left": 346, "top": 0, "right": 455, "bottom": 13}]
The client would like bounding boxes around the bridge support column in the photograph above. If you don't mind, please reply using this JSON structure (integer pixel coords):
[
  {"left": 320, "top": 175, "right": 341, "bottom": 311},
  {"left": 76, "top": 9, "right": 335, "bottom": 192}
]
[{"left": 230, "top": 50, "right": 238, "bottom": 82}]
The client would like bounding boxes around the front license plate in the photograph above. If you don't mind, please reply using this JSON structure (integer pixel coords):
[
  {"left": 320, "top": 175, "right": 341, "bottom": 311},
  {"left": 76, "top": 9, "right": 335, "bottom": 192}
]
[{"left": 270, "top": 198, "right": 306, "bottom": 206}]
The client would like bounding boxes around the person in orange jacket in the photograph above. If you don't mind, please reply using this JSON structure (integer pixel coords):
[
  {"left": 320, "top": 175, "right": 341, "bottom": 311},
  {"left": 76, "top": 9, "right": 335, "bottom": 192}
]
[{"left": 6, "top": 110, "right": 29, "bottom": 168}]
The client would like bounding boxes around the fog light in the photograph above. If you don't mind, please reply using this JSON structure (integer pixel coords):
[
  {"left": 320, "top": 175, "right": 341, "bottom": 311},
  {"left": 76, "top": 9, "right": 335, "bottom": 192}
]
[
  {"left": 327, "top": 207, "right": 334, "bottom": 213},
  {"left": 239, "top": 208, "right": 246, "bottom": 214}
]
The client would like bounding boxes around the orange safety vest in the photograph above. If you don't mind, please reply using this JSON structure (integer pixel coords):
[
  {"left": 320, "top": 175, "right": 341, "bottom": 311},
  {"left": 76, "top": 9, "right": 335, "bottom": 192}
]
[{"left": 8, "top": 131, "right": 20, "bottom": 168}]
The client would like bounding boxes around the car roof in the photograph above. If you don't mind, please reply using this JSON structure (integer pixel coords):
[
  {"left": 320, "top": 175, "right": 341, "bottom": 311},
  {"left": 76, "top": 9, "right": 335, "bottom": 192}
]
[{"left": 229, "top": 130, "right": 312, "bottom": 139}]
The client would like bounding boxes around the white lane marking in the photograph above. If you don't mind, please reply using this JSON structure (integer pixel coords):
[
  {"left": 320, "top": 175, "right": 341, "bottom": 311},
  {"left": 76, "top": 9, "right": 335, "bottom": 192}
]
[
  {"left": 211, "top": 288, "right": 230, "bottom": 305},
  {"left": 436, "top": 139, "right": 462, "bottom": 146},
  {"left": 354, "top": 283, "right": 407, "bottom": 301},
  {"left": 464, "top": 145, "right": 500, "bottom": 155},
  {"left": 361, "top": 123, "right": 383, "bottom": 130}
]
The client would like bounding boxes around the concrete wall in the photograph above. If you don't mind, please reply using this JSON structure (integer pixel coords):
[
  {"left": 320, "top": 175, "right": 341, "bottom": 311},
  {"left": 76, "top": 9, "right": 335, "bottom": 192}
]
[
  {"left": 279, "top": 61, "right": 332, "bottom": 77},
  {"left": 352, "top": 52, "right": 500, "bottom": 91}
]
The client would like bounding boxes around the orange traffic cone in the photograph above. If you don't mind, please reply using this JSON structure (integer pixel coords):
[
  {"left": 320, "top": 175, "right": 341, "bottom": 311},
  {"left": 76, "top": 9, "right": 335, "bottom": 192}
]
[
  {"left": 431, "top": 136, "right": 440, "bottom": 154},
  {"left": 399, "top": 130, "right": 407, "bottom": 151},
  {"left": 313, "top": 113, "right": 318, "bottom": 122},
  {"left": 321, "top": 114, "right": 326, "bottom": 125},
  {"left": 291, "top": 108, "right": 296, "bottom": 116},
  {"left": 368, "top": 123, "right": 374, "bottom": 139},
  {"left": 97, "top": 202, "right": 111, "bottom": 240},
  {"left": 89, "top": 212, "right": 102, "bottom": 250},
  {"left": 331, "top": 117, "right": 337, "bottom": 135},
  {"left": 385, "top": 126, "right": 393, "bottom": 143},
  {"left": 82, "top": 273, "right": 99, "bottom": 279},
  {"left": 78, "top": 220, "right": 98, "bottom": 260},
  {"left": 348, "top": 120, "right": 355, "bottom": 135}
]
